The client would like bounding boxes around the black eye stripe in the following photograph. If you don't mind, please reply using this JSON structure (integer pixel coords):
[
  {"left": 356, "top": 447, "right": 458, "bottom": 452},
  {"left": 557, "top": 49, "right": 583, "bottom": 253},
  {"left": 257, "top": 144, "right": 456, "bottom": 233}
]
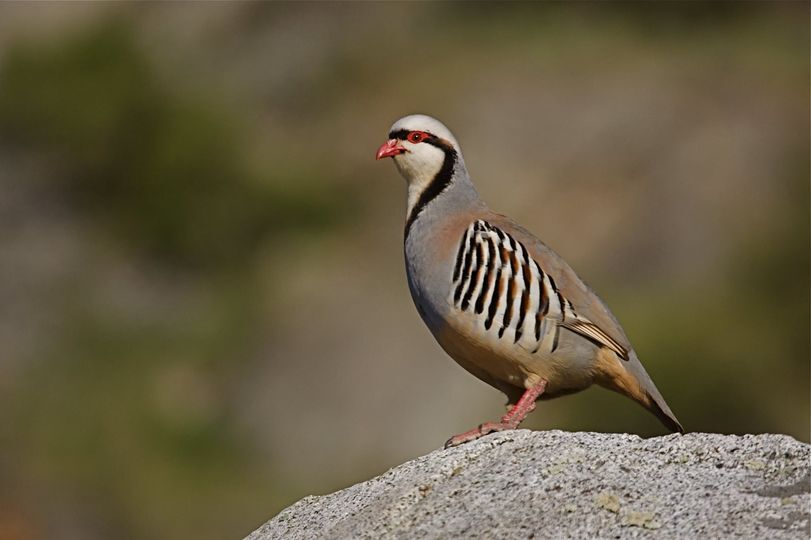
[
  {"left": 388, "top": 129, "right": 411, "bottom": 140},
  {"left": 389, "top": 129, "right": 436, "bottom": 143},
  {"left": 388, "top": 129, "right": 453, "bottom": 153}
]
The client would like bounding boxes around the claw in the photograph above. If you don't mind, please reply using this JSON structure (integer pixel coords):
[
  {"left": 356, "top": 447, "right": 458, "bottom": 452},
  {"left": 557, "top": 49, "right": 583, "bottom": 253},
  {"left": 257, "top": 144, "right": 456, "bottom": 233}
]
[{"left": 444, "top": 426, "right": 484, "bottom": 449}]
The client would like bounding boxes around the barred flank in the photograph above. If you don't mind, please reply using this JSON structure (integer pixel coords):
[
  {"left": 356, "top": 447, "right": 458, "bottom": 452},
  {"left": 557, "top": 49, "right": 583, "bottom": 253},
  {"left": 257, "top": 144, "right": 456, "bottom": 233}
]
[{"left": 450, "top": 219, "right": 630, "bottom": 359}]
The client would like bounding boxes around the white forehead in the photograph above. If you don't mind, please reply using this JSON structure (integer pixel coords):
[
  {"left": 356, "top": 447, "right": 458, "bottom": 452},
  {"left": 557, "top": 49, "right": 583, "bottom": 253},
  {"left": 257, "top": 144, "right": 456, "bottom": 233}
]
[{"left": 389, "top": 114, "right": 460, "bottom": 148}]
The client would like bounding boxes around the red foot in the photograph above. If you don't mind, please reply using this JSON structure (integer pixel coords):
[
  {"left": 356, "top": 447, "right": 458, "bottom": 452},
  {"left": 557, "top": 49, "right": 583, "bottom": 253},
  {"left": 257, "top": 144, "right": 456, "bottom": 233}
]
[
  {"left": 444, "top": 420, "right": 519, "bottom": 448},
  {"left": 444, "top": 380, "right": 548, "bottom": 449}
]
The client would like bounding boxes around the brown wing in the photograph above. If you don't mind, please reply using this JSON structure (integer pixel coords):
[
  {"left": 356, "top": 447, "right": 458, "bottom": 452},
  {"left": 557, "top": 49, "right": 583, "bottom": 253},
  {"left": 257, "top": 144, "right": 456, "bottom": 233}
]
[{"left": 484, "top": 213, "right": 633, "bottom": 357}]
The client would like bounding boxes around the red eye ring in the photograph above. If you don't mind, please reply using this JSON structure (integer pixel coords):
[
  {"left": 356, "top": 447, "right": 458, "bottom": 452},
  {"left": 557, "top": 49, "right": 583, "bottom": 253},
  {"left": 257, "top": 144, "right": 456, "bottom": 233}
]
[{"left": 407, "top": 131, "right": 426, "bottom": 144}]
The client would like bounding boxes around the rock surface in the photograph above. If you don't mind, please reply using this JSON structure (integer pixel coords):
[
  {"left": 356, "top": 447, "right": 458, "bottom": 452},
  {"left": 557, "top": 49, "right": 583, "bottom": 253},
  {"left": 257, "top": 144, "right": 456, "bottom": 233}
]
[{"left": 247, "top": 430, "right": 810, "bottom": 539}]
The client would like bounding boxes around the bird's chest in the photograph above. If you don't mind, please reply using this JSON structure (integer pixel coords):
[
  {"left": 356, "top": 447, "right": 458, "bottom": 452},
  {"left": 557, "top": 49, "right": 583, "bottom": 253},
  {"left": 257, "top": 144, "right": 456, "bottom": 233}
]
[{"left": 404, "top": 225, "right": 457, "bottom": 332}]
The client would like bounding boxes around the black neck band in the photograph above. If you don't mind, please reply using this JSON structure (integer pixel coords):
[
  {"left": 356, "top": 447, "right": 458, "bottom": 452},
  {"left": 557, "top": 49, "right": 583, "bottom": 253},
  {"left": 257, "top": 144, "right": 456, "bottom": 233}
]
[{"left": 404, "top": 141, "right": 457, "bottom": 237}]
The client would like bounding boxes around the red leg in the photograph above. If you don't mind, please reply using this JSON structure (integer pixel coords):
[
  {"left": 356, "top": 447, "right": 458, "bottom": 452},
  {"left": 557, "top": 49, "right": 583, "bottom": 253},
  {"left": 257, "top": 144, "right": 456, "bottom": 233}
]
[{"left": 444, "top": 380, "right": 548, "bottom": 449}]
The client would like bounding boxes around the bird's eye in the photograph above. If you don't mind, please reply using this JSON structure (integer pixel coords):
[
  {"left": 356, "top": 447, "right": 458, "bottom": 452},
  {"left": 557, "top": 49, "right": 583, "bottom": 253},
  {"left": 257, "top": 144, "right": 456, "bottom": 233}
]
[{"left": 408, "top": 131, "right": 424, "bottom": 143}]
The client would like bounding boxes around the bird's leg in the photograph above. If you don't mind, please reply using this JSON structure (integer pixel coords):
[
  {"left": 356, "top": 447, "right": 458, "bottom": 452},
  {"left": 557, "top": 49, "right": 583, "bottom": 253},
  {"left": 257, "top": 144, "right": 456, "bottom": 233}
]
[{"left": 444, "top": 380, "right": 548, "bottom": 449}]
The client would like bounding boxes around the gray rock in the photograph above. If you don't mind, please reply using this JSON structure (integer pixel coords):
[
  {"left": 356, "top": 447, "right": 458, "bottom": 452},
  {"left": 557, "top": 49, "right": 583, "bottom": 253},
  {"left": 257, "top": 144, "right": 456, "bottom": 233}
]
[{"left": 247, "top": 430, "right": 810, "bottom": 539}]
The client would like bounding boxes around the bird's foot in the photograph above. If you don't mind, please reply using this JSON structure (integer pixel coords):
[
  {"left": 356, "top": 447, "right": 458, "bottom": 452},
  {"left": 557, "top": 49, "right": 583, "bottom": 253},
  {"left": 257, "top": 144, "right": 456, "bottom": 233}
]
[
  {"left": 443, "top": 379, "right": 548, "bottom": 449},
  {"left": 444, "top": 420, "right": 519, "bottom": 449}
]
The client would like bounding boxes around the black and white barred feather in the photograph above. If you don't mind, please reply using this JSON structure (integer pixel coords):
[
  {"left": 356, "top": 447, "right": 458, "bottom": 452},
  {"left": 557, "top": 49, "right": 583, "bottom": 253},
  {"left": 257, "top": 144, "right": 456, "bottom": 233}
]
[{"left": 451, "top": 220, "right": 628, "bottom": 359}]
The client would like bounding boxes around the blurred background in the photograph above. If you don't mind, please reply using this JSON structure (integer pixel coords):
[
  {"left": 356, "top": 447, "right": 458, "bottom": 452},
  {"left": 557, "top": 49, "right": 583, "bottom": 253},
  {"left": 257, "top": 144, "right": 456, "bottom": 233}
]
[{"left": 0, "top": 2, "right": 807, "bottom": 539}]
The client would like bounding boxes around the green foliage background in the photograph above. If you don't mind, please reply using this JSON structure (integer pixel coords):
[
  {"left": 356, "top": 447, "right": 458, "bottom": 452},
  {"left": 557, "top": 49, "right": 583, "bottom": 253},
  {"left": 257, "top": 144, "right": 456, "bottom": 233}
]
[{"left": 0, "top": 3, "right": 807, "bottom": 539}]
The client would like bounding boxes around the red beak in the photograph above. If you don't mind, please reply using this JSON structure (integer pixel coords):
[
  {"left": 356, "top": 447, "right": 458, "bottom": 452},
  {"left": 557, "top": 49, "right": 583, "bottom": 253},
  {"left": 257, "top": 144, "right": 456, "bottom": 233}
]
[{"left": 376, "top": 139, "right": 406, "bottom": 160}]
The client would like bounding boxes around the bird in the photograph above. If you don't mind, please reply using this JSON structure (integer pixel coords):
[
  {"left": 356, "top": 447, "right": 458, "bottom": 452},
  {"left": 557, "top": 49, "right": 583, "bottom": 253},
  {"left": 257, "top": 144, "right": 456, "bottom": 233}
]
[{"left": 375, "top": 114, "right": 683, "bottom": 448}]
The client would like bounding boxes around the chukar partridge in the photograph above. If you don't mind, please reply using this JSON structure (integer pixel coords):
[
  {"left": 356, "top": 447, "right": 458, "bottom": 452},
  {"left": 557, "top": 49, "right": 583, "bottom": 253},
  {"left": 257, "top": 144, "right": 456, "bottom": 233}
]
[{"left": 376, "top": 114, "right": 683, "bottom": 448}]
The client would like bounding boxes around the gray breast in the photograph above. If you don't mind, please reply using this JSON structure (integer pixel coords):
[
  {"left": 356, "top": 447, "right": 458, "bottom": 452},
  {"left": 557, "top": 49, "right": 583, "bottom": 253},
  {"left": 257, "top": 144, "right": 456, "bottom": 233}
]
[{"left": 403, "top": 218, "right": 454, "bottom": 333}]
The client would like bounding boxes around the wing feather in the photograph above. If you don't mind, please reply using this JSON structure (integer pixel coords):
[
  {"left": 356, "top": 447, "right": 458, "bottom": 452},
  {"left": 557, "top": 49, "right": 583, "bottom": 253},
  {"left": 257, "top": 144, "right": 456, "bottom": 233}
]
[{"left": 486, "top": 214, "right": 633, "bottom": 359}]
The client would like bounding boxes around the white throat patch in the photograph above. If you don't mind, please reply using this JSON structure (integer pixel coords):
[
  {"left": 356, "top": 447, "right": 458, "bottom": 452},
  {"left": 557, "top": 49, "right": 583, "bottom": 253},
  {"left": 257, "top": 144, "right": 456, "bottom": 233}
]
[{"left": 393, "top": 142, "right": 447, "bottom": 216}]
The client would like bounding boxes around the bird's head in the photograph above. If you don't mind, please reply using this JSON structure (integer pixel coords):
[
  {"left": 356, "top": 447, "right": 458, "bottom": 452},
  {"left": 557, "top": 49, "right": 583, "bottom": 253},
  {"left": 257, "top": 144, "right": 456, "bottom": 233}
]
[{"left": 376, "top": 114, "right": 461, "bottom": 187}]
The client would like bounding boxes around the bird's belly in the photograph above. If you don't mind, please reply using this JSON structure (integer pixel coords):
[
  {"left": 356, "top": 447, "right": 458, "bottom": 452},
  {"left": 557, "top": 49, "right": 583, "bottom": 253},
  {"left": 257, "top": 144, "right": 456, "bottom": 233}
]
[{"left": 435, "top": 311, "right": 597, "bottom": 396}]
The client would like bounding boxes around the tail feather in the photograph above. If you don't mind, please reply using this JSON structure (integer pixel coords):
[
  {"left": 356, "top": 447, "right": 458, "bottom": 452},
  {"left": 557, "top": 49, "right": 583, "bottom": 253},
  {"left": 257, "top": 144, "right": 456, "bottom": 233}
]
[
  {"left": 646, "top": 390, "right": 684, "bottom": 433},
  {"left": 626, "top": 351, "right": 684, "bottom": 433},
  {"left": 596, "top": 349, "right": 684, "bottom": 433}
]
